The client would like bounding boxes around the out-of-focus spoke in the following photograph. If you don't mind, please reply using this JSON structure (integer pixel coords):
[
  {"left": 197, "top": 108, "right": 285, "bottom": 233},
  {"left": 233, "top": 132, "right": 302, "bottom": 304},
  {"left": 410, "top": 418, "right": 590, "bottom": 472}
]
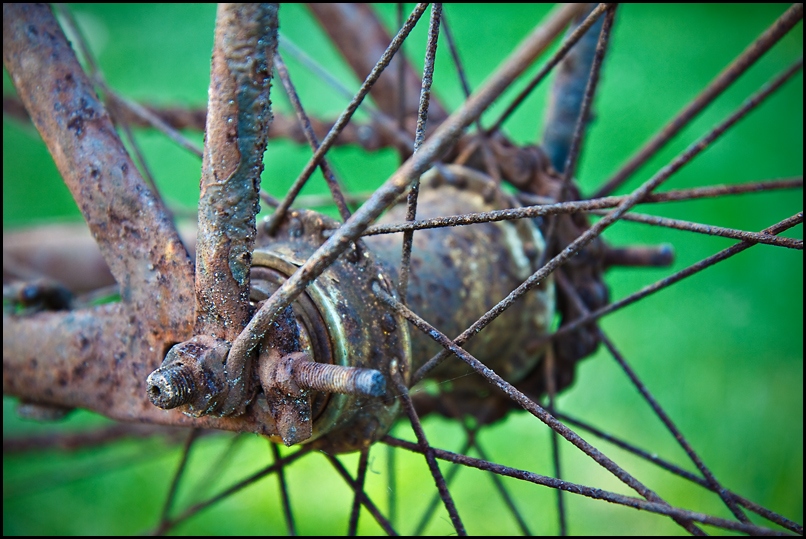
[
  {"left": 529, "top": 212, "right": 804, "bottom": 352},
  {"left": 271, "top": 443, "right": 296, "bottom": 536},
  {"left": 274, "top": 52, "right": 352, "bottom": 222},
  {"left": 554, "top": 271, "right": 748, "bottom": 522},
  {"left": 164, "top": 445, "right": 314, "bottom": 529},
  {"left": 399, "top": 3, "right": 442, "bottom": 304},
  {"left": 104, "top": 87, "right": 204, "bottom": 158},
  {"left": 381, "top": 436, "right": 784, "bottom": 535},
  {"left": 374, "top": 284, "right": 703, "bottom": 534},
  {"left": 544, "top": 347, "right": 567, "bottom": 535},
  {"left": 593, "top": 3, "right": 804, "bottom": 197},
  {"left": 391, "top": 368, "right": 466, "bottom": 535},
  {"left": 325, "top": 454, "right": 398, "bottom": 536},
  {"left": 470, "top": 434, "right": 533, "bottom": 535},
  {"left": 413, "top": 427, "right": 474, "bottom": 535},
  {"left": 386, "top": 444, "right": 397, "bottom": 527},
  {"left": 154, "top": 428, "right": 200, "bottom": 534},
  {"left": 348, "top": 448, "right": 371, "bottom": 535}
]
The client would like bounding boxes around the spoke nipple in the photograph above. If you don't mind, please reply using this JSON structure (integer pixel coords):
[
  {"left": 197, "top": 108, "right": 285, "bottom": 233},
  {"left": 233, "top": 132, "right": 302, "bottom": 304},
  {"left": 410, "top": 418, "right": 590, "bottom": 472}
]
[
  {"left": 289, "top": 355, "right": 386, "bottom": 397},
  {"left": 146, "top": 364, "right": 195, "bottom": 409}
]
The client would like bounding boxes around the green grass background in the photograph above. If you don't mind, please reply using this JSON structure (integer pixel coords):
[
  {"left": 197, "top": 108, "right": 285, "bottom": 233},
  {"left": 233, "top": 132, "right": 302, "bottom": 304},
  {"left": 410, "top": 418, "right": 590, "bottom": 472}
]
[{"left": 3, "top": 3, "right": 802, "bottom": 535}]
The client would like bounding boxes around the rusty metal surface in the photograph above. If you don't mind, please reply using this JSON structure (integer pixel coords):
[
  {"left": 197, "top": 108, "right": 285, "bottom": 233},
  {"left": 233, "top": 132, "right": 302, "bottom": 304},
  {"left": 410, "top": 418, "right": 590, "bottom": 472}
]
[
  {"left": 195, "top": 3, "right": 278, "bottom": 342},
  {"left": 5, "top": 2, "right": 584, "bottom": 441},
  {"left": 366, "top": 165, "right": 554, "bottom": 380},
  {"left": 2, "top": 4, "right": 194, "bottom": 336},
  {"left": 227, "top": 3, "right": 586, "bottom": 388},
  {"left": 2, "top": 302, "right": 277, "bottom": 436},
  {"left": 252, "top": 209, "right": 411, "bottom": 453}
]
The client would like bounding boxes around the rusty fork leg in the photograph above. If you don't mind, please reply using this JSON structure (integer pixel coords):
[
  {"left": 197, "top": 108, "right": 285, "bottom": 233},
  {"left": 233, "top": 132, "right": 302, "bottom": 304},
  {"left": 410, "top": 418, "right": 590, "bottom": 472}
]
[{"left": 187, "top": 4, "right": 279, "bottom": 416}]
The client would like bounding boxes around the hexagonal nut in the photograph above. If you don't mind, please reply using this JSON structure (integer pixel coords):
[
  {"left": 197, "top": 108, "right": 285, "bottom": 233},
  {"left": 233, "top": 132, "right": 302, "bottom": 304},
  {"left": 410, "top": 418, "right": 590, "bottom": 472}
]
[{"left": 152, "top": 335, "right": 231, "bottom": 417}]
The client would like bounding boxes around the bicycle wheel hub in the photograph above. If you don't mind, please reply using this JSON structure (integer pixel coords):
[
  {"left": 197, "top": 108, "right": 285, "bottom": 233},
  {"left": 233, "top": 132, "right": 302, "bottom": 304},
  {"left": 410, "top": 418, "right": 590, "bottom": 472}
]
[
  {"left": 250, "top": 164, "right": 555, "bottom": 450},
  {"left": 249, "top": 209, "right": 410, "bottom": 452}
]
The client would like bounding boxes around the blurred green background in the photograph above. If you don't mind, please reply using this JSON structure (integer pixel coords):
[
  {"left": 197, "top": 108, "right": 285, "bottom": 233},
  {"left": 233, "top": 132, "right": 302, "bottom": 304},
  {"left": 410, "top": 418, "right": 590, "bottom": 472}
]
[{"left": 3, "top": 3, "right": 802, "bottom": 535}]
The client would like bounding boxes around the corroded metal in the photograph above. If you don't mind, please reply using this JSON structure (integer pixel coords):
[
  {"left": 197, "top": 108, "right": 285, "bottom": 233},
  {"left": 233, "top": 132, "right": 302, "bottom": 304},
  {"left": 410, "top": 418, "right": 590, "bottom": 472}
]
[
  {"left": 2, "top": 3, "right": 194, "bottom": 340},
  {"left": 147, "top": 335, "right": 231, "bottom": 416},
  {"left": 250, "top": 209, "right": 411, "bottom": 452},
  {"left": 3, "top": 302, "right": 278, "bottom": 437},
  {"left": 366, "top": 164, "right": 555, "bottom": 422},
  {"left": 195, "top": 3, "right": 278, "bottom": 342},
  {"left": 5, "top": 2, "right": 581, "bottom": 447},
  {"left": 226, "top": 4, "right": 586, "bottom": 410}
]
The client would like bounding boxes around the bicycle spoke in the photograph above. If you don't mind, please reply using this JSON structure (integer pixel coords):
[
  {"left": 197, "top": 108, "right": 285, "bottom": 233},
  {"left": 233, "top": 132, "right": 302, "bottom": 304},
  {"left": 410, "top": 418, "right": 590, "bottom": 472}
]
[
  {"left": 277, "top": 35, "right": 415, "bottom": 151},
  {"left": 325, "top": 454, "right": 398, "bottom": 536},
  {"left": 469, "top": 432, "right": 534, "bottom": 535},
  {"left": 541, "top": 4, "right": 608, "bottom": 173},
  {"left": 398, "top": 3, "right": 442, "bottom": 304},
  {"left": 165, "top": 445, "right": 314, "bottom": 529},
  {"left": 589, "top": 209, "right": 803, "bottom": 249},
  {"left": 382, "top": 436, "right": 785, "bottom": 535},
  {"left": 530, "top": 212, "right": 804, "bottom": 352},
  {"left": 554, "top": 271, "right": 749, "bottom": 522},
  {"left": 274, "top": 52, "right": 352, "bottom": 222},
  {"left": 543, "top": 347, "right": 567, "bottom": 535},
  {"left": 264, "top": 3, "right": 430, "bottom": 235},
  {"left": 488, "top": 3, "right": 610, "bottom": 135},
  {"left": 412, "top": 426, "right": 475, "bottom": 535},
  {"left": 270, "top": 443, "right": 296, "bottom": 536},
  {"left": 3, "top": 5, "right": 801, "bottom": 534},
  {"left": 348, "top": 448, "right": 371, "bottom": 535},
  {"left": 409, "top": 53, "right": 803, "bottom": 385},
  {"left": 155, "top": 428, "right": 200, "bottom": 533},
  {"left": 392, "top": 369, "right": 466, "bottom": 535},
  {"left": 593, "top": 3, "right": 804, "bottom": 197},
  {"left": 560, "top": 6, "right": 614, "bottom": 182},
  {"left": 540, "top": 5, "right": 616, "bottom": 271},
  {"left": 361, "top": 178, "right": 803, "bottom": 236},
  {"left": 308, "top": 3, "right": 449, "bottom": 129},
  {"left": 229, "top": 3, "right": 586, "bottom": 378},
  {"left": 375, "top": 285, "right": 703, "bottom": 534},
  {"left": 517, "top": 177, "right": 804, "bottom": 206}
]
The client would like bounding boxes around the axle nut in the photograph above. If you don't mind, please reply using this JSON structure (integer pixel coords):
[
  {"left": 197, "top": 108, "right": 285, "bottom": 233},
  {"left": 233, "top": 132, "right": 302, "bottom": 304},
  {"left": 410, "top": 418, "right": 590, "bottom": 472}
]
[{"left": 146, "top": 335, "right": 231, "bottom": 417}]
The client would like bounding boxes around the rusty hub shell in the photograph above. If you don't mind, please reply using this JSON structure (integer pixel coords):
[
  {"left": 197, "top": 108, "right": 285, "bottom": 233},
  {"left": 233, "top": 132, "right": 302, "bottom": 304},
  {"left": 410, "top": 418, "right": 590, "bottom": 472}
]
[
  {"left": 252, "top": 209, "right": 411, "bottom": 453},
  {"left": 365, "top": 164, "right": 555, "bottom": 421},
  {"left": 367, "top": 165, "right": 555, "bottom": 379}
]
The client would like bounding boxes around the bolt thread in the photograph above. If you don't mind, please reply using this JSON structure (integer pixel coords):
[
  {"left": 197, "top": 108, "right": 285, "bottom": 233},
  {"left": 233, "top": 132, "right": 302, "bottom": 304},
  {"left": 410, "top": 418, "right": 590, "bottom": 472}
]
[
  {"left": 293, "top": 361, "right": 386, "bottom": 397},
  {"left": 146, "top": 364, "right": 195, "bottom": 409}
]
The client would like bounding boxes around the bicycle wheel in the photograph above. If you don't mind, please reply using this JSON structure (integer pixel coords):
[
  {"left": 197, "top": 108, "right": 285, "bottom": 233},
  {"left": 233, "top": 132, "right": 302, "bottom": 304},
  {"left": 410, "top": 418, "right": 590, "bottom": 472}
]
[{"left": 3, "top": 3, "right": 802, "bottom": 535}]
